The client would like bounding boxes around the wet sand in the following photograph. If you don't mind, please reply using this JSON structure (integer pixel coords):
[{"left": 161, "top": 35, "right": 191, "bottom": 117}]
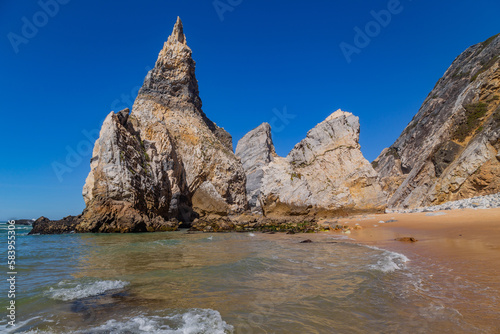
[
  {"left": 335, "top": 208, "right": 500, "bottom": 330},
  {"left": 341, "top": 208, "right": 500, "bottom": 266}
]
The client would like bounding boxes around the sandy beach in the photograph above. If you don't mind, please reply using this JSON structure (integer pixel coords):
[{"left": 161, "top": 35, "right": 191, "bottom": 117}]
[
  {"left": 343, "top": 208, "right": 500, "bottom": 266},
  {"left": 338, "top": 208, "right": 500, "bottom": 330}
]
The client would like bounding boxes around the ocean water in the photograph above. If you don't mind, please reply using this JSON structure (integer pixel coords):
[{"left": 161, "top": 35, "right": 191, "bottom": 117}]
[{"left": 0, "top": 221, "right": 497, "bottom": 333}]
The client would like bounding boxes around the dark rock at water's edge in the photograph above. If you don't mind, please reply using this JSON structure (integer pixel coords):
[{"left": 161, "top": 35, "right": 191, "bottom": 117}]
[
  {"left": 75, "top": 204, "right": 181, "bottom": 233},
  {"left": 29, "top": 216, "right": 80, "bottom": 235},
  {"left": 12, "top": 219, "right": 34, "bottom": 225},
  {"left": 30, "top": 213, "right": 346, "bottom": 235},
  {"left": 30, "top": 200, "right": 385, "bottom": 235},
  {"left": 29, "top": 213, "right": 181, "bottom": 235},
  {"left": 188, "top": 214, "right": 324, "bottom": 233}
]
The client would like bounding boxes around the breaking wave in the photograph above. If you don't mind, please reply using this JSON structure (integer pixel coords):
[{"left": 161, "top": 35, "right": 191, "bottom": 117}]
[
  {"left": 47, "top": 279, "right": 129, "bottom": 301},
  {"left": 14, "top": 309, "right": 233, "bottom": 334},
  {"left": 88, "top": 309, "right": 233, "bottom": 334},
  {"left": 363, "top": 245, "right": 410, "bottom": 272}
]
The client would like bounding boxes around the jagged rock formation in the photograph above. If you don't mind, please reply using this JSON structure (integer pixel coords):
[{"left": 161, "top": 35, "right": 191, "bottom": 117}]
[
  {"left": 235, "top": 123, "right": 276, "bottom": 210},
  {"left": 237, "top": 110, "right": 386, "bottom": 216},
  {"left": 79, "top": 108, "right": 177, "bottom": 232},
  {"left": 374, "top": 33, "right": 500, "bottom": 209},
  {"left": 33, "top": 21, "right": 500, "bottom": 234},
  {"left": 30, "top": 216, "right": 80, "bottom": 235},
  {"left": 49, "top": 17, "right": 247, "bottom": 233}
]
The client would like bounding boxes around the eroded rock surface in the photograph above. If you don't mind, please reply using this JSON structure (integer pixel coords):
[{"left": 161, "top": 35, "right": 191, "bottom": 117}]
[
  {"left": 373, "top": 33, "right": 500, "bottom": 209},
  {"left": 238, "top": 110, "right": 386, "bottom": 215},
  {"left": 235, "top": 123, "right": 276, "bottom": 210},
  {"left": 29, "top": 216, "right": 79, "bottom": 235},
  {"left": 36, "top": 17, "right": 247, "bottom": 233}
]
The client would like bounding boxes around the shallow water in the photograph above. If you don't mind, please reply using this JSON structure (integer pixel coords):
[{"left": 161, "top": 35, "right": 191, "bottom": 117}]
[{"left": 0, "top": 222, "right": 497, "bottom": 333}]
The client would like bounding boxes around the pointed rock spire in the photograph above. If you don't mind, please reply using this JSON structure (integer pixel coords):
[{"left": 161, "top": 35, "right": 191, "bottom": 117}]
[
  {"left": 235, "top": 123, "right": 276, "bottom": 210},
  {"left": 167, "top": 16, "right": 186, "bottom": 45},
  {"left": 139, "top": 15, "right": 201, "bottom": 113}
]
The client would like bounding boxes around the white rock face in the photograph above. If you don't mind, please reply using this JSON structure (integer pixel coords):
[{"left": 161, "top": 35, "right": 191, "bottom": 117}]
[
  {"left": 237, "top": 110, "right": 386, "bottom": 215},
  {"left": 83, "top": 110, "right": 170, "bottom": 213},
  {"left": 80, "top": 110, "right": 177, "bottom": 232},
  {"left": 235, "top": 123, "right": 276, "bottom": 210}
]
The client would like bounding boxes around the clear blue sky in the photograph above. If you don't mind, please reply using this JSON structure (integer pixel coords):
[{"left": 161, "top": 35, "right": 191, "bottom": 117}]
[{"left": 1, "top": 0, "right": 499, "bottom": 220}]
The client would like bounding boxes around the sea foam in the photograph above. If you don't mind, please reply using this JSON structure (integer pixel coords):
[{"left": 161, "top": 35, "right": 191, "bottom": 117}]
[
  {"left": 13, "top": 309, "right": 233, "bottom": 334},
  {"left": 363, "top": 245, "right": 410, "bottom": 273},
  {"left": 47, "top": 279, "right": 129, "bottom": 301},
  {"left": 82, "top": 309, "right": 233, "bottom": 334}
]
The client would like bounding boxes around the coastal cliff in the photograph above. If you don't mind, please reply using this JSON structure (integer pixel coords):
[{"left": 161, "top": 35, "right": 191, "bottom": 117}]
[{"left": 373, "top": 33, "right": 500, "bottom": 209}]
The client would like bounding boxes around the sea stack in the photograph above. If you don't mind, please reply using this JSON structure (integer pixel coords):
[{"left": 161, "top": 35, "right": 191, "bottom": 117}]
[{"left": 61, "top": 17, "right": 247, "bottom": 233}]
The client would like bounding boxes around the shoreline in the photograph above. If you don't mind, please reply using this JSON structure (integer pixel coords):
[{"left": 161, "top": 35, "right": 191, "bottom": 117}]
[
  {"left": 341, "top": 207, "right": 500, "bottom": 265},
  {"left": 7, "top": 208, "right": 500, "bottom": 331},
  {"left": 339, "top": 207, "right": 500, "bottom": 330}
]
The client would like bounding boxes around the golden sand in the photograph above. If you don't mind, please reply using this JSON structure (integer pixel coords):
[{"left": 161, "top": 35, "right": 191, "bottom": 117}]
[
  {"left": 344, "top": 208, "right": 500, "bottom": 264},
  {"left": 338, "top": 208, "right": 500, "bottom": 329}
]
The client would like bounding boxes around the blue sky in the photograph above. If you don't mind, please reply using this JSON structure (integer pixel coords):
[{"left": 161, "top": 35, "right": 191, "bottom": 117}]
[{"left": 1, "top": 0, "right": 499, "bottom": 220}]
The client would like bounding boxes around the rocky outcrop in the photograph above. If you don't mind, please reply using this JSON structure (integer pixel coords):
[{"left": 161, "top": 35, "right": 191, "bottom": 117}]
[
  {"left": 235, "top": 123, "right": 276, "bottom": 210},
  {"left": 374, "top": 33, "right": 500, "bottom": 209},
  {"left": 33, "top": 21, "right": 499, "bottom": 234},
  {"left": 189, "top": 214, "right": 324, "bottom": 233},
  {"left": 127, "top": 17, "right": 247, "bottom": 218},
  {"left": 35, "top": 17, "right": 247, "bottom": 234},
  {"left": 78, "top": 109, "right": 179, "bottom": 232},
  {"left": 237, "top": 110, "right": 386, "bottom": 216},
  {"left": 29, "top": 216, "right": 79, "bottom": 235},
  {"left": 14, "top": 219, "right": 34, "bottom": 226}
]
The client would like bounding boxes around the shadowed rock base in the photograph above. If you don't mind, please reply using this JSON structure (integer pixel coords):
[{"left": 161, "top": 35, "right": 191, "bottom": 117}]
[{"left": 29, "top": 205, "right": 387, "bottom": 235}]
